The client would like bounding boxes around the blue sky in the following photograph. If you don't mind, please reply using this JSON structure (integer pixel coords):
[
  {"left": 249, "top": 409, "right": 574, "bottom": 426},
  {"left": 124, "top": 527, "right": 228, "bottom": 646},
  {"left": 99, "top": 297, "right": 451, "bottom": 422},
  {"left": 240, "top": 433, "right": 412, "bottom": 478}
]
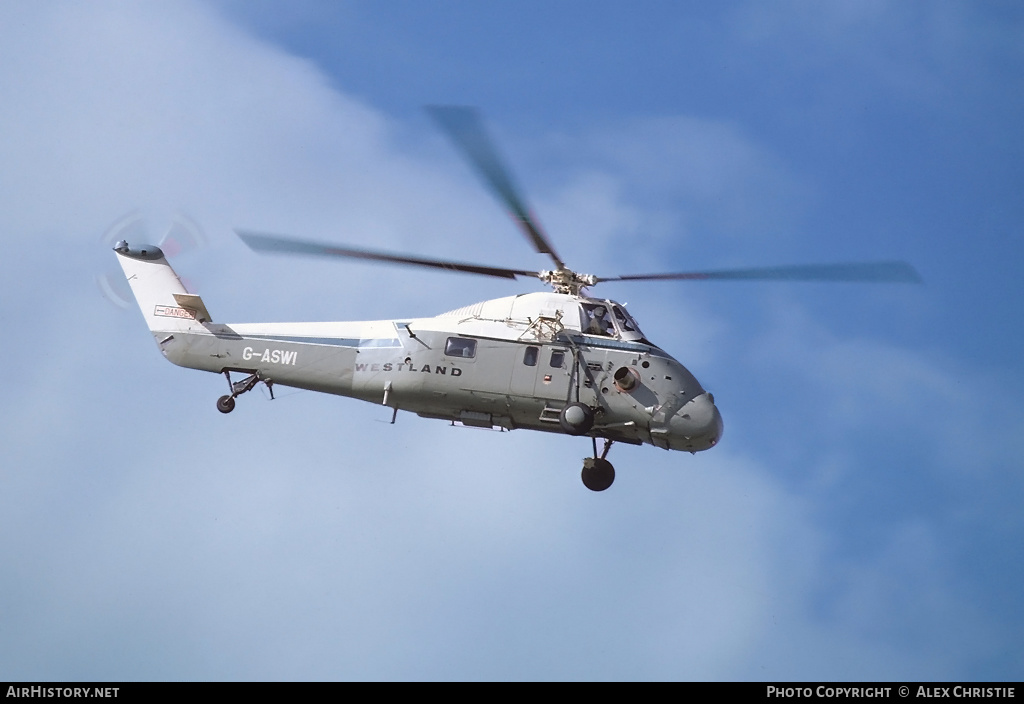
[{"left": 1, "top": 0, "right": 1022, "bottom": 681}]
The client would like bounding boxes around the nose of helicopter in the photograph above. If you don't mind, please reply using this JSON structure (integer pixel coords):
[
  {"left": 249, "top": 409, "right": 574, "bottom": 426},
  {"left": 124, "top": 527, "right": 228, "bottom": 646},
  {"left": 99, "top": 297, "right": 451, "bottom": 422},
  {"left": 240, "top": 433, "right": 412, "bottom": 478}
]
[
  {"left": 708, "top": 395, "right": 724, "bottom": 447},
  {"left": 669, "top": 392, "right": 723, "bottom": 452}
]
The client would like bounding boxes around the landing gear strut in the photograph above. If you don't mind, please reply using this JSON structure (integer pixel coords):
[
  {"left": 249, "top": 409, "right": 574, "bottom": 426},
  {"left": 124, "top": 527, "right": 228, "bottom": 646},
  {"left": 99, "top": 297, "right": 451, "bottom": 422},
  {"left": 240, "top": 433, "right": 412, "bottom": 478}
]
[
  {"left": 216, "top": 370, "right": 273, "bottom": 414},
  {"left": 582, "top": 438, "right": 615, "bottom": 491}
]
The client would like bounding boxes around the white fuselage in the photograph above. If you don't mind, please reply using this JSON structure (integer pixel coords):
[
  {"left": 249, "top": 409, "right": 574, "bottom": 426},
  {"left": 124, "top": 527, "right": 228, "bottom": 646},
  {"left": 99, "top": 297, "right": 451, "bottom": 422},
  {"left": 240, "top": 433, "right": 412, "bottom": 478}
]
[{"left": 117, "top": 247, "right": 723, "bottom": 452}]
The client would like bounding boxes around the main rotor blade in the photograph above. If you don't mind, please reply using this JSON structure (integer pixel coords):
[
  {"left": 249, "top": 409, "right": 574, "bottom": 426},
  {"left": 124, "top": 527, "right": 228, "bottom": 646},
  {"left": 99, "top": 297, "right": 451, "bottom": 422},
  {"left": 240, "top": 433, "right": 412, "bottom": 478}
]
[
  {"left": 236, "top": 230, "right": 540, "bottom": 281},
  {"left": 598, "top": 261, "right": 922, "bottom": 284},
  {"left": 426, "top": 106, "right": 566, "bottom": 270}
]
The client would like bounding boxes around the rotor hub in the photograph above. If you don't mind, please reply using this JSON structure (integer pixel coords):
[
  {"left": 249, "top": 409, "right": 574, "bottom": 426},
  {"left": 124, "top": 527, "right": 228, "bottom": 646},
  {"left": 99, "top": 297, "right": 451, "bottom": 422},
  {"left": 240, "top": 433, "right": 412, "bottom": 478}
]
[{"left": 538, "top": 269, "right": 598, "bottom": 295}]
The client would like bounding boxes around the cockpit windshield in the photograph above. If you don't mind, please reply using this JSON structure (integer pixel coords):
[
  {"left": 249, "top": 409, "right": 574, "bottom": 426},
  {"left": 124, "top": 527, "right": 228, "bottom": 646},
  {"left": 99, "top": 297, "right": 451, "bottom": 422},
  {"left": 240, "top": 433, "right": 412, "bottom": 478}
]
[
  {"left": 580, "top": 300, "right": 646, "bottom": 342},
  {"left": 612, "top": 305, "right": 638, "bottom": 334}
]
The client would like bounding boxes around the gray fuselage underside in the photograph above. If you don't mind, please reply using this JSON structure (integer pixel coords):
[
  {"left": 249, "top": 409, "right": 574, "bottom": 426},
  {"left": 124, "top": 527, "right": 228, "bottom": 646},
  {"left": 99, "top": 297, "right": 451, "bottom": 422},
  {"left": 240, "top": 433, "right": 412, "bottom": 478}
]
[{"left": 155, "top": 322, "right": 709, "bottom": 450}]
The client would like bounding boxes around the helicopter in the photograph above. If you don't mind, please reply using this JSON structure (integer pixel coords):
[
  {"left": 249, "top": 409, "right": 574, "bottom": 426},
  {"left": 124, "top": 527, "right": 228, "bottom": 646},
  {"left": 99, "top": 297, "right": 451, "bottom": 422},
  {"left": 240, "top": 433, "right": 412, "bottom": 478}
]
[{"left": 114, "top": 106, "right": 920, "bottom": 491}]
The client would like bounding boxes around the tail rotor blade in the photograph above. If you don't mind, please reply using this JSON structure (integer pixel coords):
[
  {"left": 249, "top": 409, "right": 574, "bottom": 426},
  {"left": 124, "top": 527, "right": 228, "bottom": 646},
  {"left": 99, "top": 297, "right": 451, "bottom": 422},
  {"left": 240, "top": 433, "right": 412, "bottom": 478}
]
[{"left": 158, "top": 213, "right": 207, "bottom": 259}]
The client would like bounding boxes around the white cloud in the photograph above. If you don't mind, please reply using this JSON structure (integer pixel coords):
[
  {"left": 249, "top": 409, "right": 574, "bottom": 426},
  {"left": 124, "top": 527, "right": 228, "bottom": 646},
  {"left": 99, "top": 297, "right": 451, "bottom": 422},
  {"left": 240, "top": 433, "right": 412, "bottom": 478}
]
[
  {"left": 749, "top": 301, "right": 1024, "bottom": 477},
  {"left": 527, "top": 115, "right": 808, "bottom": 268}
]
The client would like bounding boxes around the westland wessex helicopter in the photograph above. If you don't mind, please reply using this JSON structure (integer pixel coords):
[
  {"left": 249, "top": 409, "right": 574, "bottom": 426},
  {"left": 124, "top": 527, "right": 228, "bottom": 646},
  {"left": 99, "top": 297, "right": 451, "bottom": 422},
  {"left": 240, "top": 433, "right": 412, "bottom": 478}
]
[{"left": 114, "top": 107, "right": 920, "bottom": 491}]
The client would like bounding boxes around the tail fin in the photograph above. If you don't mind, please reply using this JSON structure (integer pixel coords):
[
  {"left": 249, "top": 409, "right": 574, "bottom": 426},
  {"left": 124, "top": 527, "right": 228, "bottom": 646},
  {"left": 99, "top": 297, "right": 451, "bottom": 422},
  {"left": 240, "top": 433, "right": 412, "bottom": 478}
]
[{"left": 114, "top": 242, "right": 212, "bottom": 333}]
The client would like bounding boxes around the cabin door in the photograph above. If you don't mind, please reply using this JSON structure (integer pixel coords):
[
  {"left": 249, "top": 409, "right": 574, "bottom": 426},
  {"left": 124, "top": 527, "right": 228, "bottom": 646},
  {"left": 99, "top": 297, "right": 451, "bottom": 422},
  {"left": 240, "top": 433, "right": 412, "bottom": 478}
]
[
  {"left": 510, "top": 344, "right": 572, "bottom": 403},
  {"left": 533, "top": 345, "right": 572, "bottom": 402}
]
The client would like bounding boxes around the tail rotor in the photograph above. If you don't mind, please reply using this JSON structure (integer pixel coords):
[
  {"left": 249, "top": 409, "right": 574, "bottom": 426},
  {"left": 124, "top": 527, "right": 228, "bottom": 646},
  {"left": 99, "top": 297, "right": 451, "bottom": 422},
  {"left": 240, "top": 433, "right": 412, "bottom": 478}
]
[{"left": 97, "top": 212, "right": 207, "bottom": 309}]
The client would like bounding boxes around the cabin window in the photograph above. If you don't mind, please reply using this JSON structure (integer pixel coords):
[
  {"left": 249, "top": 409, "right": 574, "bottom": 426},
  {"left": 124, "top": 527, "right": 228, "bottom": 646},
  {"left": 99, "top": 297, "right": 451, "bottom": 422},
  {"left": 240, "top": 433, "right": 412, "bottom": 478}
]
[
  {"left": 581, "top": 303, "right": 615, "bottom": 337},
  {"left": 550, "top": 350, "right": 566, "bottom": 368},
  {"left": 445, "top": 337, "right": 477, "bottom": 359},
  {"left": 523, "top": 346, "right": 539, "bottom": 366}
]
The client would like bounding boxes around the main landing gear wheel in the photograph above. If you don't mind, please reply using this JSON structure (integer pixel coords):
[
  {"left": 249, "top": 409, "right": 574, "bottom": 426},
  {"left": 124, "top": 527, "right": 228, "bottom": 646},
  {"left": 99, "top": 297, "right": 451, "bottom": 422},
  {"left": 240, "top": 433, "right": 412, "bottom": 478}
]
[
  {"left": 581, "top": 437, "right": 616, "bottom": 491},
  {"left": 216, "top": 395, "right": 236, "bottom": 414},
  {"left": 582, "top": 457, "right": 615, "bottom": 492}
]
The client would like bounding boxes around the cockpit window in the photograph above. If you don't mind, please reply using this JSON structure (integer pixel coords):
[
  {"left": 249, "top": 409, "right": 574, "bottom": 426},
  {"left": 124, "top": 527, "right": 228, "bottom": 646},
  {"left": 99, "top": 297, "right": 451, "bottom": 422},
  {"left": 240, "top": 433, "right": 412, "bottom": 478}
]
[
  {"left": 581, "top": 303, "right": 615, "bottom": 337},
  {"left": 445, "top": 337, "right": 477, "bottom": 358}
]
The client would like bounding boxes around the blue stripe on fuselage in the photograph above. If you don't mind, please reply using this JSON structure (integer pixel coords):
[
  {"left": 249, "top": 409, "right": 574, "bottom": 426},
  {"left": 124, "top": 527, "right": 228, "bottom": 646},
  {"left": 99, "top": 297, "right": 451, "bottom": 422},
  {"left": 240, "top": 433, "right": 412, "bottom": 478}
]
[{"left": 241, "top": 334, "right": 402, "bottom": 348}]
